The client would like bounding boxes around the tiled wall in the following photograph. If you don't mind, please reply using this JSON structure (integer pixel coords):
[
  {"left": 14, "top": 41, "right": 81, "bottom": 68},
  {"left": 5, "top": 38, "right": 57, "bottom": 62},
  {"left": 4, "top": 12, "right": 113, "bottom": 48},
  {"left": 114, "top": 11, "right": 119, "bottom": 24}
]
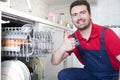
[
  {"left": 91, "top": 0, "right": 120, "bottom": 25},
  {"left": 49, "top": 0, "right": 120, "bottom": 26}
]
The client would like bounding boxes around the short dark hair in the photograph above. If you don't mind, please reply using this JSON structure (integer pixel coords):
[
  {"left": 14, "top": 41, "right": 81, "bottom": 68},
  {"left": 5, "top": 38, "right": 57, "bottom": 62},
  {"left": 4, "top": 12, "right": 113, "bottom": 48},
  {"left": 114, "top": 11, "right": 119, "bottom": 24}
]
[{"left": 70, "top": 0, "right": 91, "bottom": 14}]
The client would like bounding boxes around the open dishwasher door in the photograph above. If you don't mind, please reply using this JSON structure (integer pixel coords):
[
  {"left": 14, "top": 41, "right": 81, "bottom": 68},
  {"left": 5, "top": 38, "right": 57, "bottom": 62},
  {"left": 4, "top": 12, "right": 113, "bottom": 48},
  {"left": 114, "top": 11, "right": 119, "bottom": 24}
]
[
  {"left": 1, "top": 12, "right": 55, "bottom": 61},
  {"left": 1, "top": 12, "right": 35, "bottom": 60},
  {"left": 1, "top": 8, "right": 73, "bottom": 80}
]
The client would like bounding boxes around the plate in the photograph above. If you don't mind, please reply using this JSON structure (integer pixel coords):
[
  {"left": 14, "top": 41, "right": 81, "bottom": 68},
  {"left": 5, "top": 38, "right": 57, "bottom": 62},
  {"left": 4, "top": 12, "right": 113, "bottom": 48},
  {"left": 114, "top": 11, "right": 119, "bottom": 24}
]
[
  {"left": 1, "top": 60, "right": 22, "bottom": 80},
  {"left": 1, "top": 60, "right": 31, "bottom": 80},
  {"left": 15, "top": 60, "right": 31, "bottom": 80}
]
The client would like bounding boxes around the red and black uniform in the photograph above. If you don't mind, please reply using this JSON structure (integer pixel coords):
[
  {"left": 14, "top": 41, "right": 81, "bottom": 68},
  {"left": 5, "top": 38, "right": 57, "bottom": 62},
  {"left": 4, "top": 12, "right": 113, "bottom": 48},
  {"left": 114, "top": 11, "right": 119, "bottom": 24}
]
[{"left": 58, "top": 23, "right": 120, "bottom": 80}]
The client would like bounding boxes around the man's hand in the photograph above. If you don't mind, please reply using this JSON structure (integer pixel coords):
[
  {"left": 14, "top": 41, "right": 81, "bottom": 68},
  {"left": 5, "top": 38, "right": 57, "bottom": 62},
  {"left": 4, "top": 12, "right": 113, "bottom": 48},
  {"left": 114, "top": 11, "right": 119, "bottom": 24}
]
[{"left": 61, "top": 30, "right": 76, "bottom": 52}]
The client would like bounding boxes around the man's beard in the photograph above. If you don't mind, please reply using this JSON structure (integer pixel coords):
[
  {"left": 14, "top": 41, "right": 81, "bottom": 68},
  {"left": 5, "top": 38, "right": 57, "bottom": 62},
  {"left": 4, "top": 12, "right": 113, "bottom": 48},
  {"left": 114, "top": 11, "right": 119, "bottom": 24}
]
[{"left": 76, "top": 19, "right": 91, "bottom": 31}]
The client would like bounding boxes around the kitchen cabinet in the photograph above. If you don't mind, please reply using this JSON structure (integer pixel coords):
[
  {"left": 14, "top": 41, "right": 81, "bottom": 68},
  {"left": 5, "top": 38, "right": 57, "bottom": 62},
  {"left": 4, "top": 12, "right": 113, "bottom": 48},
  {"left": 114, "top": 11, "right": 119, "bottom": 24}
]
[
  {"left": 0, "top": 0, "right": 49, "bottom": 18},
  {"left": 0, "top": 5, "right": 73, "bottom": 80}
]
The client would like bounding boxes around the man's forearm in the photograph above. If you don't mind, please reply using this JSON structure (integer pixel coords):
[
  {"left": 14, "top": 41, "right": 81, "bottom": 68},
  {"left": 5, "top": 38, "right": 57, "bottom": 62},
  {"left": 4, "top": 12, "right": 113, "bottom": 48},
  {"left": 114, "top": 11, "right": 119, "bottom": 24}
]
[{"left": 51, "top": 45, "right": 68, "bottom": 65}]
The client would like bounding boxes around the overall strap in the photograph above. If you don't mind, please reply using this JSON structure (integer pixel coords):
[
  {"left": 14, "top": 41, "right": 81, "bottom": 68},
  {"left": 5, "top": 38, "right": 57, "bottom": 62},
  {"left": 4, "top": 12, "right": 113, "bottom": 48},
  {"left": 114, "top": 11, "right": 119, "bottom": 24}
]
[
  {"left": 72, "top": 34, "right": 84, "bottom": 54},
  {"left": 100, "top": 27, "right": 108, "bottom": 50},
  {"left": 72, "top": 27, "right": 108, "bottom": 53}
]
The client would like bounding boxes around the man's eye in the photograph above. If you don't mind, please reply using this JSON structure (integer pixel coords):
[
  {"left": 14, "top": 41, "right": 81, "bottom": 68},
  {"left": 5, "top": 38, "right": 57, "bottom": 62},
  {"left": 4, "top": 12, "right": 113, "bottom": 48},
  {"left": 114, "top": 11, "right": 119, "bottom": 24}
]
[
  {"left": 71, "top": 13, "right": 77, "bottom": 17},
  {"left": 80, "top": 11, "right": 86, "bottom": 14}
]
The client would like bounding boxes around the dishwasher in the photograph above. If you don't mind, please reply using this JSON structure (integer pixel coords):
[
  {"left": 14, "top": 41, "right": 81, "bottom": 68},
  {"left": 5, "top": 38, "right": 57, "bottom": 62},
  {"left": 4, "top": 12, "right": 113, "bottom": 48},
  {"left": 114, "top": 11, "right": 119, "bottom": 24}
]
[{"left": 1, "top": 12, "right": 55, "bottom": 80}]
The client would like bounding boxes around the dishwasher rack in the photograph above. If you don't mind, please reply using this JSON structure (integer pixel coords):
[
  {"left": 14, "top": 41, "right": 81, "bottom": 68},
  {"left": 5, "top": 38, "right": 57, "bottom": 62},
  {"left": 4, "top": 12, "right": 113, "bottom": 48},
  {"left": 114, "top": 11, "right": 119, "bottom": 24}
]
[{"left": 1, "top": 26, "right": 53, "bottom": 61}]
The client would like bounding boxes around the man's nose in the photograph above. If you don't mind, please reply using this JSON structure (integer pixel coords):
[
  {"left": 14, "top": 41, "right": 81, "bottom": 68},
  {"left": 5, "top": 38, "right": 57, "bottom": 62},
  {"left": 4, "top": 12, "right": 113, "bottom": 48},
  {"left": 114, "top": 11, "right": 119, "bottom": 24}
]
[{"left": 77, "top": 14, "right": 82, "bottom": 19}]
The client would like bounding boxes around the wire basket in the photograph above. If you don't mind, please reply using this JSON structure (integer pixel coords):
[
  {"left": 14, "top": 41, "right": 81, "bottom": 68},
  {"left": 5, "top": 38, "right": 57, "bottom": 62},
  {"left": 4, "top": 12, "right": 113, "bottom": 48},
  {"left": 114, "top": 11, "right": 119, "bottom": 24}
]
[
  {"left": 2, "top": 26, "right": 33, "bottom": 59},
  {"left": 2, "top": 26, "right": 54, "bottom": 61}
]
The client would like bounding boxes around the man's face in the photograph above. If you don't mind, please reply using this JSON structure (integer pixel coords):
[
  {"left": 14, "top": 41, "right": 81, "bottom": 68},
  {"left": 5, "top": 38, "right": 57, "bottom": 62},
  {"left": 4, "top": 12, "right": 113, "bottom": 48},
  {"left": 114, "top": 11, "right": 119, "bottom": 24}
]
[{"left": 71, "top": 5, "right": 91, "bottom": 30}]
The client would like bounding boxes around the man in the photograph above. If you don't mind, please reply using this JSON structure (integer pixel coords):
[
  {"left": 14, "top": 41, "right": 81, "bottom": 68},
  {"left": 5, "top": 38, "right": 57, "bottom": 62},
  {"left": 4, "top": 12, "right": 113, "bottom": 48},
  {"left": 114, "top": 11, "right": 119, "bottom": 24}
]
[{"left": 51, "top": 0, "right": 120, "bottom": 80}]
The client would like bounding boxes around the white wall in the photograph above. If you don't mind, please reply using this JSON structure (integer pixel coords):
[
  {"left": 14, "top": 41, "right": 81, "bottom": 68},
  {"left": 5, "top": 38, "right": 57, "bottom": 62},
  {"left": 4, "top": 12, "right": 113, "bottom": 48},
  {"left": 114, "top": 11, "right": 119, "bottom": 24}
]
[{"left": 49, "top": 4, "right": 72, "bottom": 25}]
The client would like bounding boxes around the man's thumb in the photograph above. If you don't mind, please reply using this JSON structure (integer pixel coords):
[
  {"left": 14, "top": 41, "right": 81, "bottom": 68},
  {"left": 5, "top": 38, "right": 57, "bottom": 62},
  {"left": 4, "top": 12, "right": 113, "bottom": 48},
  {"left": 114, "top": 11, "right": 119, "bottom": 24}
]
[
  {"left": 64, "top": 30, "right": 69, "bottom": 39},
  {"left": 64, "top": 30, "right": 72, "bottom": 39}
]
